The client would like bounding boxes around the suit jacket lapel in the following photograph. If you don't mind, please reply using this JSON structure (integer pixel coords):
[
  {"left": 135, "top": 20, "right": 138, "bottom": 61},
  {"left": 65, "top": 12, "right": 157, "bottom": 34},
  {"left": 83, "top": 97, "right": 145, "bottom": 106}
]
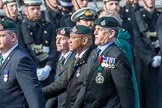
[
  {"left": 0, "top": 46, "right": 18, "bottom": 75},
  {"left": 56, "top": 53, "right": 75, "bottom": 79}
]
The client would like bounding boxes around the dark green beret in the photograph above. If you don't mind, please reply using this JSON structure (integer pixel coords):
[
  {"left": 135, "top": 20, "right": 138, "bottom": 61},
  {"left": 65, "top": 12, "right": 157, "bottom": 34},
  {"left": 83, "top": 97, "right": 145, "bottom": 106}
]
[
  {"left": 71, "top": 7, "right": 97, "bottom": 22},
  {"left": 0, "top": 19, "right": 17, "bottom": 31},
  {"left": 56, "top": 27, "right": 71, "bottom": 37},
  {"left": 3, "top": 0, "right": 16, "bottom": 5},
  {"left": 94, "top": 17, "right": 119, "bottom": 28},
  {"left": 71, "top": 25, "right": 92, "bottom": 35}
]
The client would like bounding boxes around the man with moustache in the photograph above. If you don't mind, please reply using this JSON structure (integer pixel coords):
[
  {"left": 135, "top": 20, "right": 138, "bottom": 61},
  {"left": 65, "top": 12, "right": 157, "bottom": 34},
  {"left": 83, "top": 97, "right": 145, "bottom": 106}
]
[
  {"left": 132, "top": 0, "right": 161, "bottom": 107},
  {"left": 19, "top": 0, "right": 57, "bottom": 88},
  {"left": 43, "top": 25, "right": 95, "bottom": 108}
]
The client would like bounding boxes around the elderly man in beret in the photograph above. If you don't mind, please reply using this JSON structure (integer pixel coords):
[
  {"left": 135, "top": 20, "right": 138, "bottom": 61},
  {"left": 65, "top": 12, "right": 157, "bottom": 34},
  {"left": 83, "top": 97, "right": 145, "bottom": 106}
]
[
  {"left": 0, "top": 19, "right": 45, "bottom": 108},
  {"left": 73, "top": 17, "right": 135, "bottom": 108},
  {"left": 43, "top": 25, "right": 95, "bottom": 108},
  {"left": 46, "top": 27, "right": 74, "bottom": 108}
]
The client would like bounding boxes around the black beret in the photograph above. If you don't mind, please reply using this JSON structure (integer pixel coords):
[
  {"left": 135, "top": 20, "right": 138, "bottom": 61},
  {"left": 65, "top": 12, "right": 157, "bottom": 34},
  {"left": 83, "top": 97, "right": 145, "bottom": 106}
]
[{"left": 94, "top": 17, "right": 119, "bottom": 28}]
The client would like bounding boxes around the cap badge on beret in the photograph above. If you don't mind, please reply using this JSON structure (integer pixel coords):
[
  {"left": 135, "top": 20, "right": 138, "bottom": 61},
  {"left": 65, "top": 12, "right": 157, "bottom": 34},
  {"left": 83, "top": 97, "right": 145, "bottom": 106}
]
[
  {"left": 85, "top": 10, "right": 93, "bottom": 17},
  {"left": 72, "top": 26, "right": 78, "bottom": 33},
  {"left": 101, "top": 20, "right": 106, "bottom": 26},
  {"left": 0, "top": 24, "right": 4, "bottom": 30},
  {"left": 60, "top": 29, "right": 66, "bottom": 35}
]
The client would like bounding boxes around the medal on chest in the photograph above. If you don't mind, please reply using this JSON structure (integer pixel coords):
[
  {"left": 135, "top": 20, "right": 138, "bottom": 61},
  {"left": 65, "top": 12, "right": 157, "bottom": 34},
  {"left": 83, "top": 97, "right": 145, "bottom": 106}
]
[
  {"left": 100, "top": 56, "right": 115, "bottom": 68},
  {"left": 76, "top": 67, "right": 81, "bottom": 77},
  {"left": 3, "top": 70, "right": 9, "bottom": 82}
]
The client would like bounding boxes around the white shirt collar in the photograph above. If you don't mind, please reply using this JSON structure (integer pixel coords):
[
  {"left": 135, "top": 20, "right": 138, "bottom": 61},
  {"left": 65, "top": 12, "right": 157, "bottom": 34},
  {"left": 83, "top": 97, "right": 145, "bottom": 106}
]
[
  {"left": 2, "top": 43, "right": 18, "bottom": 63},
  {"left": 75, "top": 48, "right": 88, "bottom": 59}
]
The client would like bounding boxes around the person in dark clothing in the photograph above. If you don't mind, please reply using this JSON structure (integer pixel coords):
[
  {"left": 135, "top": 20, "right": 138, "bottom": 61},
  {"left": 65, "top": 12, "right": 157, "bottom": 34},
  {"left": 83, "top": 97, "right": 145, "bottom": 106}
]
[
  {"left": 43, "top": 25, "right": 95, "bottom": 108},
  {"left": 59, "top": 0, "right": 75, "bottom": 27},
  {"left": 2, "top": 0, "right": 22, "bottom": 24},
  {"left": 73, "top": 16, "right": 135, "bottom": 108},
  {"left": 46, "top": 27, "right": 73, "bottom": 108},
  {"left": 0, "top": 19, "right": 45, "bottom": 108},
  {"left": 19, "top": 0, "right": 57, "bottom": 88},
  {"left": 132, "top": 0, "right": 162, "bottom": 107},
  {"left": 42, "top": 0, "right": 62, "bottom": 29}
]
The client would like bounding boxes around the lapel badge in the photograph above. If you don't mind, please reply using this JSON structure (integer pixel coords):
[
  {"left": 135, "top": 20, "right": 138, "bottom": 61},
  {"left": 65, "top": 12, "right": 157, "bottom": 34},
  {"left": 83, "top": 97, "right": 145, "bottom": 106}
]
[
  {"left": 3, "top": 70, "right": 9, "bottom": 82},
  {"left": 76, "top": 67, "right": 81, "bottom": 77},
  {"left": 96, "top": 72, "right": 104, "bottom": 84}
]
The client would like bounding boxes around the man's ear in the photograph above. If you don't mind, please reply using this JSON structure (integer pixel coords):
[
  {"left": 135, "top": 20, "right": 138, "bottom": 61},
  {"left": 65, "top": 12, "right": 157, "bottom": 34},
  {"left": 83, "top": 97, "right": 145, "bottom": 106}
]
[
  {"left": 11, "top": 33, "right": 17, "bottom": 42},
  {"left": 109, "top": 30, "right": 115, "bottom": 38},
  {"left": 82, "top": 36, "right": 88, "bottom": 45}
]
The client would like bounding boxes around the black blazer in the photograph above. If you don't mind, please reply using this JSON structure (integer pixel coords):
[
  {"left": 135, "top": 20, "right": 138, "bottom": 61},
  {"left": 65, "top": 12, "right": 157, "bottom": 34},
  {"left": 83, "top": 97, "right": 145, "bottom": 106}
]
[
  {"left": 0, "top": 46, "right": 45, "bottom": 108},
  {"left": 78, "top": 43, "right": 135, "bottom": 108},
  {"left": 43, "top": 46, "right": 95, "bottom": 107}
]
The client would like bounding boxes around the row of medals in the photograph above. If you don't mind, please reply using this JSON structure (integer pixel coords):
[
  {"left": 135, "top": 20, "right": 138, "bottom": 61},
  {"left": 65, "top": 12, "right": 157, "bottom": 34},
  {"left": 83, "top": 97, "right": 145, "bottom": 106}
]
[{"left": 101, "top": 57, "right": 115, "bottom": 68}]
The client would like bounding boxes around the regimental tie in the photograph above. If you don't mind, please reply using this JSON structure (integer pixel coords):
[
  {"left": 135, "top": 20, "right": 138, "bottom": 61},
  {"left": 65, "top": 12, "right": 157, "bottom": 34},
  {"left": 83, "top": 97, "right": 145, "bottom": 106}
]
[
  {"left": 0, "top": 55, "right": 3, "bottom": 66},
  {"left": 93, "top": 48, "right": 101, "bottom": 63},
  {"left": 59, "top": 56, "right": 65, "bottom": 71}
]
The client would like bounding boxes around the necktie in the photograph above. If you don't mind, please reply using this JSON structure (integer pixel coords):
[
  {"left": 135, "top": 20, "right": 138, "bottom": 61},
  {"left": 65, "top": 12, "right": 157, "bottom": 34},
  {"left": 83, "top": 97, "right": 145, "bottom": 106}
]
[
  {"left": 93, "top": 48, "right": 101, "bottom": 63},
  {"left": 0, "top": 55, "right": 3, "bottom": 65},
  {"left": 59, "top": 56, "right": 65, "bottom": 71},
  {"left": 60, "top": 56, "right": 65, "bottom": 65}
]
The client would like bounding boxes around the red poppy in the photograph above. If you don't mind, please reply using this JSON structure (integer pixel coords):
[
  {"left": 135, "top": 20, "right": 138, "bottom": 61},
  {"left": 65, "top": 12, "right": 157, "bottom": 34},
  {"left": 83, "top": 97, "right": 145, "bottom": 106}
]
[{"left": 98, "top": 56, "right": 103, "bottom": 63}]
